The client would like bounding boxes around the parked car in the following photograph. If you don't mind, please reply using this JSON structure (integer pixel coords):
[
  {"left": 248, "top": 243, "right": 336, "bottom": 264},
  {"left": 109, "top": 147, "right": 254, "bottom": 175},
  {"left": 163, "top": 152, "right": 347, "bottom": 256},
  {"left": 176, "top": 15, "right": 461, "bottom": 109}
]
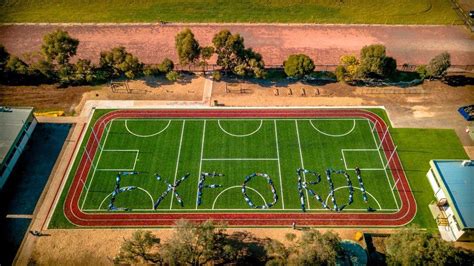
[{"left": 470, "top": 10, "right": 474, "bottom": 18}]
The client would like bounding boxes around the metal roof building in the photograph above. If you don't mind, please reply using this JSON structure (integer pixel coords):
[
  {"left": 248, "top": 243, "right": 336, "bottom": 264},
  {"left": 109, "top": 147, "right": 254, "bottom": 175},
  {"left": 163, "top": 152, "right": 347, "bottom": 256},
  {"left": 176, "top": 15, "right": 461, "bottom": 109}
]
[
  {"left": 427, "top": 159, "right": 474, "bottom": 242},
  {"left": 0, "top": 107, "right": 37, "bottom": 190}
]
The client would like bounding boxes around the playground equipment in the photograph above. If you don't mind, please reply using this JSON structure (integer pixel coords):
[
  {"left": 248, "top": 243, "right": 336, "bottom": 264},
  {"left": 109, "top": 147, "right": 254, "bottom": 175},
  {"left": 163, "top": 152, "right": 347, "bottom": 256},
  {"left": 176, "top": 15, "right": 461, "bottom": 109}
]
[{"left": 110, "top": 80, "right": 131, "bottom": 93}]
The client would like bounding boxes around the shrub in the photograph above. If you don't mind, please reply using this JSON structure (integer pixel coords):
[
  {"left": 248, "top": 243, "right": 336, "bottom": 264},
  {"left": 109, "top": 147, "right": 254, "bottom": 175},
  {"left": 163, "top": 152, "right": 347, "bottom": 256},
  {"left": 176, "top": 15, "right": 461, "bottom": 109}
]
[
  {"left": 166, "top": 70, "right": 179, "bottom": 81},
  {"left": 212, "top": 71, "right": 222, "bottom": 81},
  {"left": 416, "top": 64, "right": 429, "bottom": 80},
  {"left": 99, "top": 46, "right": 143, "bottom": 80},
  {"left": 158, "top": 58, "right": 174, "bottom": 73},
  {"left": 143, "top": 64, "right": 161, "bottom": 76},
  {"left": 427, "top": 52, "right": 451, "bottom": 79},
  {"left": 335, "top": 65, "right": 346, "bottom": 82},
  {"left": 382, "top": 56, "right": 397, "bottom": 78},
  {"left": 283, "top": 54, "right": 315, "bottom": 79}
]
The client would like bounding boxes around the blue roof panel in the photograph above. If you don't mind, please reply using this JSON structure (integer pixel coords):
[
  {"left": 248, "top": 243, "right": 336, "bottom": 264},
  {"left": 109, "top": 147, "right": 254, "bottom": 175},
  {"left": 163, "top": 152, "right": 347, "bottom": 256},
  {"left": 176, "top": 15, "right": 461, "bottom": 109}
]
[{"left": 434, "top": 160, "right": 474, "bottom": 229}]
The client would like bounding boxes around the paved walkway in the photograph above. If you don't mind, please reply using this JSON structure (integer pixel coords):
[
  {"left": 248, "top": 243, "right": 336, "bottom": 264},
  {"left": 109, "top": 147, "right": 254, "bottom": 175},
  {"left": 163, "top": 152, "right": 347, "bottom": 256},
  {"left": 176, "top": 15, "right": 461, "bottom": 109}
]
[{"left": 14, "top": 121, "right": 86, "bottom": 265}]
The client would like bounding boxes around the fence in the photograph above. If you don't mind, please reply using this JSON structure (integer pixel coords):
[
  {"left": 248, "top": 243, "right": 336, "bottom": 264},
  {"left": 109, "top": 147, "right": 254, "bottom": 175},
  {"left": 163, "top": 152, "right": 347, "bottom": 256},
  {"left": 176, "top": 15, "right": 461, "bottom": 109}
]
[
  {"left": 449, "top": 0, "right": 473, "bottom": 31},
  {"left": 173, "top": 63, "right": 474, "bottom": 73}
]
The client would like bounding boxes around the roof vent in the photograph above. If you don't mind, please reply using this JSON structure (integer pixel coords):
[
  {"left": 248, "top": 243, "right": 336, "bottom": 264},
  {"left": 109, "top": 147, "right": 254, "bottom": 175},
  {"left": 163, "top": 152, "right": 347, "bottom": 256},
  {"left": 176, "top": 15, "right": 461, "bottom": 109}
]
[{"left": 461, "top": 160, "right": 473, "bottom": 167}]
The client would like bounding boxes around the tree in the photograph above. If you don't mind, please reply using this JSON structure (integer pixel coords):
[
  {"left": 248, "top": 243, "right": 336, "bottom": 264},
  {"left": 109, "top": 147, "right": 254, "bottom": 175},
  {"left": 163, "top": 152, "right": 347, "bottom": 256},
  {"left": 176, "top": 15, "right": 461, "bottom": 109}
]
[
  {"left": 0, "top": 44, "right": 10, "bottom": 73},
  {"left": 283, "top": 54, "right": 315, "bottom": 79},
  {"left": 160, "top": 219, "right": 228, "bottom": 265},
  {"left": 212, "top": 29, "right": 245, "bottom": 74},
  {"left": 288, "top": 230, "right": 342, "bottom": 265},
  {"left": 385, "top": 228, "right": 473, "bottom": 265},
  {"left": 41, "top": 29, "right": 79, "bottom": 66},
  {"left": 199, "top": 46, "right": 214, "bottom": 72},
  {"left": 340, "top": 55, "right": 360, "bottom": 79},
  {"left": 114, "top": 230, "right": 162, "bottom": 264},
  {"left": 175, "top": 28, "right": 201, "bottom": 66},
  {"left": 99, "top": 46, "right": 143, "bottom": 79},
  {"left": 382, "top": 56, "right": 397, "bottom": 78},
  {"left": 427, "top": 52, "right": 451, "bottom": 79},
  {"left": 212, "top": 30, "right": 265, "bottom": 78},
  {"left": 264, "top": 238, "right": 289, "bottom": 265},
  {"left": 335, "top": 65, "right": 347, "bottom": 82},
  {"left": 29, "top": 58, "right": 56, "bottom": 82},
  {"left": 359, "top": 44, "right": 387, "bottom": 78},
  {"left": 73, "top": 59, "right": 95, "bottom": 84},
  {"left": 158, "top": 58, "right": 174, "bottom": 73},
  {"left": 3, "top": 56, "right": 29, "bottom": 84}
]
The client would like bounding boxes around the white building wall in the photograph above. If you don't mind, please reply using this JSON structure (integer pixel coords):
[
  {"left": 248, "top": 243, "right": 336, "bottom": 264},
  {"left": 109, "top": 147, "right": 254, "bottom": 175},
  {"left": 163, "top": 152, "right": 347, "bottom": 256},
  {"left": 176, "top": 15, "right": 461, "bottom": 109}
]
[
  {"left": 0, "top": 118, "right": 37, "bottom": 181},
  {"left": 427, "top": 168, "right": 466, "bottom": 241}
]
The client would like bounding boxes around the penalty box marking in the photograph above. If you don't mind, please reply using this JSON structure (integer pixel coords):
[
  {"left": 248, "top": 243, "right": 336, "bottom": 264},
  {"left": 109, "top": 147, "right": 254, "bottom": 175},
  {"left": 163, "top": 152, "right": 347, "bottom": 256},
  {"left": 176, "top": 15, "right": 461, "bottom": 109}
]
[
  {"left": 341, "top": 149, "right": 385, "bottom": 170},
  {"left": 95, "top": 149, "right": 140, "bottom": 171}
]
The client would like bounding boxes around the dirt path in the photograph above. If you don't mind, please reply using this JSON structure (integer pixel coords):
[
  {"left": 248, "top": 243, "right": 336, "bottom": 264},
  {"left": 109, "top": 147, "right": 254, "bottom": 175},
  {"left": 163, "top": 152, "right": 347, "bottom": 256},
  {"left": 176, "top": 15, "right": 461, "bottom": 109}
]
[{"left": 0, "top": 24, "right": 473, "bottom": 66}]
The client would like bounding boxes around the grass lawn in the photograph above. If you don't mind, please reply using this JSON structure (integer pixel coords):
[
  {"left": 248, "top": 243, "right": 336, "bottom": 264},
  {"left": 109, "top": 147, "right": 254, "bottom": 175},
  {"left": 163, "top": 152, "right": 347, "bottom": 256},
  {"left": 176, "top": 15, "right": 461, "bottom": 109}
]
[
  {"left": 0, "top": 0, "right": 459, "bottom": 24},
  {"left": 369, "top": 109, "right": 469, "bottom": 230}
]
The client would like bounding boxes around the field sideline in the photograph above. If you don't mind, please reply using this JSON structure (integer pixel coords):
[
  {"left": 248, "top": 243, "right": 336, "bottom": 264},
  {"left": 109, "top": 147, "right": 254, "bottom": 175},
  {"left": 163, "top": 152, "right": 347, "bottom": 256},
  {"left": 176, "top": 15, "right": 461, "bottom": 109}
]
[
  {"left": 48, "top": 108, "right": 417, "bottom": 228},
  {"left": 0, "top": 0, "right": 459, "bottom": 24}
]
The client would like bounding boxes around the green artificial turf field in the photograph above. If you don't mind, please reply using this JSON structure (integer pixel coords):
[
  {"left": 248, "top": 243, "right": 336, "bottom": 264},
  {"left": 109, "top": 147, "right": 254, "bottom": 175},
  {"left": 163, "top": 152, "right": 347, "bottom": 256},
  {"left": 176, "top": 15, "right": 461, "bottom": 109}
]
[
  {"left": 0, "top": 0, "right": 458, "bottom": 24},
  {"left": 73, "top": 113, "right": 401, "bottom": 214}
]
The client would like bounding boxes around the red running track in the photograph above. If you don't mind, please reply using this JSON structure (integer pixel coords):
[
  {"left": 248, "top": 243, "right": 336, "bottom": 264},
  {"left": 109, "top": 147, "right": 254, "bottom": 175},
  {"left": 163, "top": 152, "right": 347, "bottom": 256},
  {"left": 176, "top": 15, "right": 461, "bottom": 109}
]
[{"left": 62, "top": 109, "right": 416, "bottom": 227}]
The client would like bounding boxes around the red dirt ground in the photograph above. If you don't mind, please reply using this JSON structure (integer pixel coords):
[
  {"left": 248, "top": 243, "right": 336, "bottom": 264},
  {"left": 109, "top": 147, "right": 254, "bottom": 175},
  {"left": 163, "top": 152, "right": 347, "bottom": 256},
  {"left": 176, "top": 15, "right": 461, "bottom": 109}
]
[
  {"left": 0, "top": 24, "right": 472, "bottom": 66},
  {"left": 62, "top": 109, "right": 416, "bottom": 227}
]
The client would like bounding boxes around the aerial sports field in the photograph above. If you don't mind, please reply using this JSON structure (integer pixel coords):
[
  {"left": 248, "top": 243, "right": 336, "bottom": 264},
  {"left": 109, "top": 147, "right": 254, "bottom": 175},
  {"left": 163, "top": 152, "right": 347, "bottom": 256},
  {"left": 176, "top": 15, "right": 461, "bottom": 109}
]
[{"left": 50, "top": 108, "right": 416, "bottom": 227}]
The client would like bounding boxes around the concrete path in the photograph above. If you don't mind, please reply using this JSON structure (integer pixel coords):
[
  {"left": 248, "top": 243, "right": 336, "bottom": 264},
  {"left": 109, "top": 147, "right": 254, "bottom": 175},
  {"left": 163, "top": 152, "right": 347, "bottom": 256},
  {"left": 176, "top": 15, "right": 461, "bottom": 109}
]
[{"left": 202, "top": 77, "right": 213, "bottom": 104}]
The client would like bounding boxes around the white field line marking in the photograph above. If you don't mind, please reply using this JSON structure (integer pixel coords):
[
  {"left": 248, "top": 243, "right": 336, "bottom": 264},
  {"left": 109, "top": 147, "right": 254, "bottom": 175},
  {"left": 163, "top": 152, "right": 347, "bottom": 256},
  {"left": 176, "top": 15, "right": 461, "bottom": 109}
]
[
  {"left": 202, "top": 158, "right": 278, "bottom": 161},
  {"left": 309, "top": 119, "right": 356, "bottom": 137},
  {"left": 80, "top": 120, "right": 113, "bottom": 211},
  {"left": 95, "top": 149, "right": 139, "bottom": 171},
  {"left": 323, "top": 186, "right": 383, "bottom": 210},
  {"left": 82, "top": 207, "right": 399, "bottom": 212},
  {"left": 195, "top": 120, "right": 206, "bottom": 209},
  {"left": 133, "top": 150, "right": 139, "bottom": 170},
  {"left": 125, "top": 119, "right": 171, "bottom": 137},
  {"left": 367, "top": 120, "right": 399, "bottom": 210},
  {"left": 115, "top": 118, "right": 370, "bottom": 122},
  {"left": 295, "top": 120, "right": 311, "bottom": 209},
  {"left": 274, "top": 120, "right": 285, "bottom": 209},
  {"left": 211, "top": 185, "right": 267, "bottom": 209},
  {"left": 170, "top": 120, "right": 186, "bottom": 210},
  {"left": 341, "top": 149, "right": 349, "bottom": 170},
  {"left": 340, "top": 149, "right": 385, "bottom": 170},
  {"left": 218, "top": 119, "right": 263, "bottom": 137},
  {"left": 97, "top": 187, "right": 154, "bottom": 210}
]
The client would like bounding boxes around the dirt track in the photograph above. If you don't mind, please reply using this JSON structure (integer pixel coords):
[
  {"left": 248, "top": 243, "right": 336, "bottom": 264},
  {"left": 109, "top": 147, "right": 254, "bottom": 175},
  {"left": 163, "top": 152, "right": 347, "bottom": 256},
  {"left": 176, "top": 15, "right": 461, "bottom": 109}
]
[{"left": 0, "top": 24, "right": 473, "bottom": 66}]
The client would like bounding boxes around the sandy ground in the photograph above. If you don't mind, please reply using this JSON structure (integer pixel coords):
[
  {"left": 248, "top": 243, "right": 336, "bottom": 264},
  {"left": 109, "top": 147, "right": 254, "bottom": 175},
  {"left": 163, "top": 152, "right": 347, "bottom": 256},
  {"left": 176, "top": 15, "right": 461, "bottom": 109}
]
[
  {"left": 0, "top": 24, "right": 473, "bottom": 66},
  {"left": 0, "top": 75, "right": 205, "bottom": 115}
]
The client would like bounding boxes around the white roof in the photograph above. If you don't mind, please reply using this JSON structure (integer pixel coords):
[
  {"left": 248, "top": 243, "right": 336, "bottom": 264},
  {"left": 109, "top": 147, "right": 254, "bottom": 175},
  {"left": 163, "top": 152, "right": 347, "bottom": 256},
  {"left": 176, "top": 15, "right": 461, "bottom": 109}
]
[{"left": 0, "top": 107, "right": 33, "bottom": 163}]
